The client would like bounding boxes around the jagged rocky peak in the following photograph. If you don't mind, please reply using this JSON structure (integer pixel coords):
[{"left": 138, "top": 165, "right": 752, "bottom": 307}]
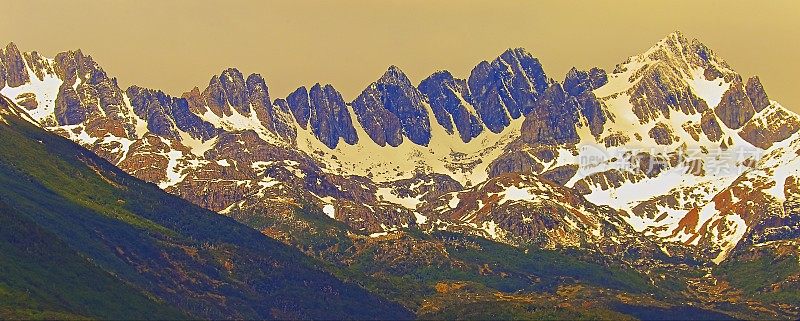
[
  {"left": 564, "top": 68, "right": 609, "bottom": 136},
  {"left": 53, "top": 49, "right": 131, "bottom": 127},
  {"left": 181, "top": 86, "right": 204, "bottom": 114},
  {"left": 126, "top": 85, "right": 218, "bottom": 141},
  {"left": 351, "top": 65, "right": 431, "bottom": 147},
  {"left": 1, "top": 42, "right": 58, "bottom": 87},
  {"left": 0, "top": 42, "right": 31, "bottom": 88},
  {"left": 22, "top": 50, "right": 55, "bottom": 82},
  {"left": 186, "top": 68, "right": 295, "bottom": 141},
  {"left": 518, "top": 65, "right": 610, "bottom": 146},
  {"left": 520, "top": 83, "right": 578, "bottom": 146},
  {"left": 126, "top": 85, "right": 180, "bottom": 139},
  {"left": 563, "top": 67, "right": 607, "bottom": 97},
  {"left": 628, "top": 61, "right": 710, "bottom": 124},
  {"left": 745, "top": 76, "right": 770, "bottom": 112},
  {"left": 198, "top": 68, "right": 251, "bottom": 117},
  {"left": 467, "top": 47, "right": 554, "bottom": 133},
  {"left": 598, "top": 31, "right": 748, "bottom": 127},
  {"left": 615, "top": 31, "right": 780, "bottom": 133},
  {"left": 608, "top": 32, "right": 740, "bottom": 109},
  {"left": 245, "top": 72, "right": 296, "bottom": 142},
  {"left": 286, "top": 83, "right": 357, "bottom": 148},
  {"left": 418, "top": 70, "right": 483, "bottom": 143},
  {"left": 629, "top": 30, "right": 732, "bottom": 79},
  {"left": 1, "top": 43, "right": 136, "bottom": 135}
]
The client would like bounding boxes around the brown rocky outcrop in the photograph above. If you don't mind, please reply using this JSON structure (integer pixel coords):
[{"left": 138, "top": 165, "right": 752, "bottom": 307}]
[
  {"left": 648, "top": 122, "right": 676, "bottom": 145},
  {"left": 700, "top": 110, "right": 723, "bottom": 142},
  {"left": 715, "top": 79, "right": 756, "bottom": 130},
  {"left": 745, "top": 76, "right": 770, "bottom": 112}
]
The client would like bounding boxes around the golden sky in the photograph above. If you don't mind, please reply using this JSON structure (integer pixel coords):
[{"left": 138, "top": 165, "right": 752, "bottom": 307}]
[{"left": 2, "top": 0, "right": 798, "bottom": 112}]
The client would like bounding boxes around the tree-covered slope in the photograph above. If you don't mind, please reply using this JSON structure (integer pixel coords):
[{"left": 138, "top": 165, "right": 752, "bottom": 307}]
[{"left": 0, "top": 95, "right": 412, "bottom": 320}]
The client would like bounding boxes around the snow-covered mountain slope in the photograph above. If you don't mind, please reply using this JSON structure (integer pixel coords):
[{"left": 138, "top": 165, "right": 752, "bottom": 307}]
[
  {"left": 481, "top": 31, "right": 800, "bottom": 262},
  {"left": 1, "top": 31, "right": 797, "bottom": 264}
]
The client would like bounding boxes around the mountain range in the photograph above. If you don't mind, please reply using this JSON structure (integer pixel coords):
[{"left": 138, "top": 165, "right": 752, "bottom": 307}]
[{"left": 1, "top": 31, "right": 798, "bottom": 319}]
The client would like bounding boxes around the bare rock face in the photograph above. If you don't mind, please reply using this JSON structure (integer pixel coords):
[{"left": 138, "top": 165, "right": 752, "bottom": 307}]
[
  {"left": 54, "top": 83, "right": 86, "bottom": 125},
  {"left": 286, "top": 86, "right": 311, "bottom": 129},
  {"left": 487, "top": 143, "right": 563, "bottom": 178},
  {"left": 23, "top": 51, "right": 55, "bottom": 82},
  {"left": 351, "top": 66, "right": 431, "bottom": 146},
  {"left": 116, "top": 133, "right": 178, "bottom": 184},
  {"left": 745, "top": 76, "right": 770, "bottom": 112},
  {"left": 468, "top": 48, "right": 553, "bottom": 133},
  {"left": 200, "top": 74, "right": 233, "bottom": 117},
  {"left": 700, "top": 110, "right": 723, "bottom": 142},
  {"left": 785, "top": 176, "right": 800, "bottom": 206},
  {"left": 541, "top": 164, "right": 578, "bottom": 185},
  {"left": 126, "top": 86, "right": 180, "bottom": 139},
  {"left": 603, "top": 131, "right": 631, "bottom": 147},
  {"left": 245, "top": 73, "right": 296, "bottom": 142},
  {"left": 418, "top": 70, "right": 483, "bottom": 143},
  {"left": 187, "top": 69, "right": 296, "bottom": 141},
  {"left": 181, "top": 87, "right": 205, "bottom": 114},
  {"left": 287, "top": 84, "right": 358, "bottom": 148},
  {"left": 520, "top": 84, "right": 580, "bottom": 146},
  {"left": 520, "top": 81, "right": 607, "bottom": 146},
  {"left": 563, "top": 67, "right": 607, "bottom": 97},
  {"left": 648, "top": 122, "right": 676, "bottom": 145},
  {"left": 0, "top": 42, "right": 30, "bottom": 88},
  {"left": 628, "top": 63, "right": 709, "bottom": 124},
  {"left": 488, "top": 149, "right": 543, "bottom": 178},
  {"left": 0, "top": 60, "right": 5, "bottom": 89},
  {"left": 48, "top": 49, "right": 134, "bottom": 141},
  {"left": 349, "top": 77, "right": 403, "bottom": 147},
  {"left": 127, "top": 85, "right": 218, "bottom": 141},
  {"left": 309, "top": 84, "right": 358, "bottom": 148},
  {"left": 715, "top": 79, "right": 756, "bottom": 130},
  {"left": 15, "top": 92, "right": 38, "bottom": 110},
  {"left": 197, "top": 68, "right": 256, "bottom": 117},
  {"left": 682, "top": 122, "right": 702, "bottom": 141},
  {"left": 564, "top": 67, "right": 609, "bottom": 136},
  {"left": 738, "top": 103, "right": 800, "bottom": 149},
  {"left": 218, "top": 68, "right": 250, "bottom": 115}
]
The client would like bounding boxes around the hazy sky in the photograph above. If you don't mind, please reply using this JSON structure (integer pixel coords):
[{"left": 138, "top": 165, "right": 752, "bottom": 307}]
[{"left": 2, "top": 0, "right": 798, "bottom": 112}]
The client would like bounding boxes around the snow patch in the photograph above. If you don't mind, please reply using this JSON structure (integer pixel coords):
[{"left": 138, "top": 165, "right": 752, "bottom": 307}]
[{"left": 323, "top": 204, "right": 336, "bottom": 219}]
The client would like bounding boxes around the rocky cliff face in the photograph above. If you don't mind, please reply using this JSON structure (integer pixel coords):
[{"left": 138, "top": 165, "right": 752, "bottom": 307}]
[
  {"left": 186, "top": 69, "right": 296, "bottom": 142},
  {"left": 746, "top": 76, "right": 770, "bottom": 112},
  {"left": 0, "top": 42, "right": 30, "bottom": 88},
  {"left": 468, "top": 48, "right": 553, "bottom": 133},
  {"left": 418, "top": 70, "right": 483, "bottom": 143},
  {"left": 351, "top": 66, "right": 432, "bottom": 146},
  {"left": 127, "top": 86, "right": 218, "bottom": 141},
  {"left": 715, "top": 78, "right": 757, "bottom": 130},
  {"left": 286, "top": 83, "right": 358, "bottom": 148},
  {"left": 520, "top": 79, "right": 608, "bottom": 146}
]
